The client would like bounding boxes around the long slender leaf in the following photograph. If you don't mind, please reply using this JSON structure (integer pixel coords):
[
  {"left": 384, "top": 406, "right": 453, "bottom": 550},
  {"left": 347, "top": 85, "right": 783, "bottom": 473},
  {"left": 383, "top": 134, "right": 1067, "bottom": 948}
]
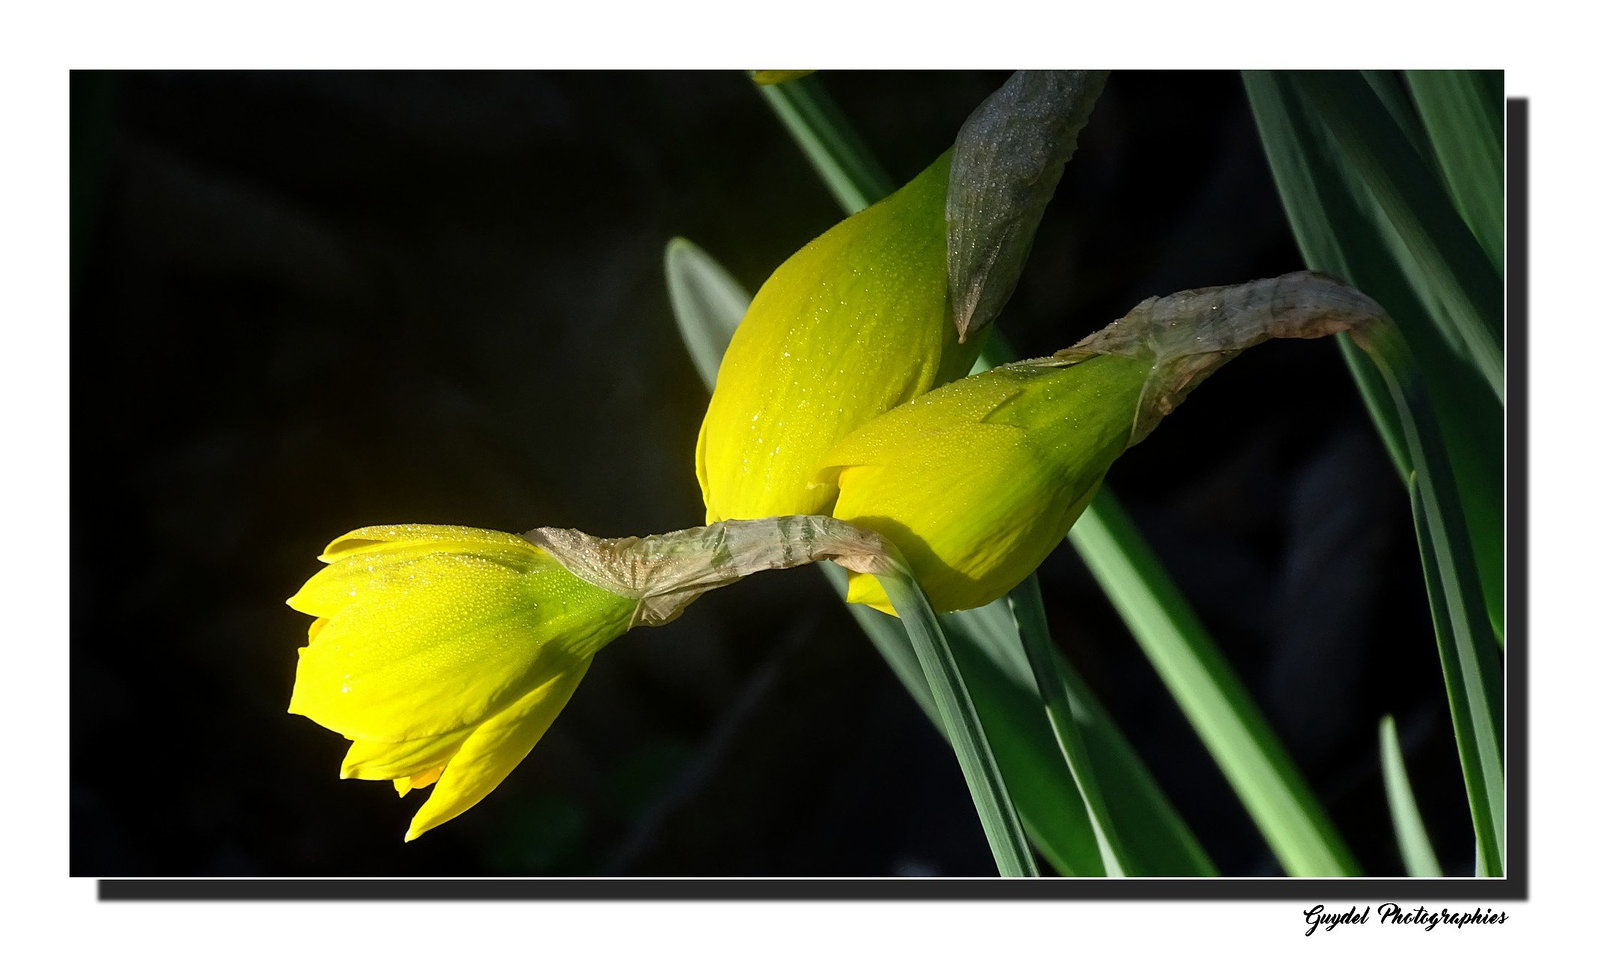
[
  {"left": 1407, "top": 70, "right": 1505, "bottom": 274},
  {"left": 1010, "top": 575, "right": 1128, "bottom": 876},
  {"left": 834, "top": 559, "right": 1218, "bottom": 876},
  {"left": 1069, "top": 491, "right": 1360, "bottom": 876},
  {"left": 1246, "top": 72, "right": 1506, "bottom": 872},
  {"left": 1043, "top": 629, "right": 1216, "bottom": 875},
  {"left": 1244, "top": 70, "right": 1504, "bottom": 642},
  {"left": 1359, "top": 70, "right": 1431, "bottom": 160},
  {"left": 820, "top": 565, "right": 1102, "bottom": 876},
  {"left": 752, "top": 74, "right": 894, "bottom": 216},
  {"left": 876, "top": 564, "right": 1039, "bottom": 876},
  {"left": 946, "top": 587, "right": 1215, "bottom": 876},
  {"left": 1292, "top": 71, "right": 1504, "bottom": 401},
  {"left": 1365, "top": 322, "right": 1505, "bottom": 875},
  {"left": 943, "top": 596, "right": 1218, "bottom": 876},
  {"left": 1379, "top": 715, "right": 1443, "bottom": 876}
]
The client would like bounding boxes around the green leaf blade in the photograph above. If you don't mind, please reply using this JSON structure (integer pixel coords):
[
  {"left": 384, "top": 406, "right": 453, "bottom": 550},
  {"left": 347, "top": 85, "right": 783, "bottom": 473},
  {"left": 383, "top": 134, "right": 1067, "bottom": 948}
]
[
  {"left": 1406, "top": 70, "right": 1505, "bottom": 274},
  {"left": 1009, "top": 576, "right": 1129, "bottom": 876},
  {"left": 1070, "top": 491, "right": 1360, "bottom": 877},
  {"left": 664, "top": 237, "right": 751, "bottom": 390},
  {"left": 1243, "top": 69, "right": 1504, "bottom": 641},
  {"left": 876, "top": 565, "right": 1039, "bottom": 877},
  {"left": 1379, "top": 715, "right": 1443, "bottom": 876},
  {"left": 1363, "top": 324, "right": 1505, "bottom": 875},
  {"left": 752, "top": 74, "right": 895, "bottom": 216},
  {"left": 1291, "top": 71, "right": 1504, "bottom": 402},
  {"left": 1247, "top": 70, "right": 1506, "bottom": 874}
]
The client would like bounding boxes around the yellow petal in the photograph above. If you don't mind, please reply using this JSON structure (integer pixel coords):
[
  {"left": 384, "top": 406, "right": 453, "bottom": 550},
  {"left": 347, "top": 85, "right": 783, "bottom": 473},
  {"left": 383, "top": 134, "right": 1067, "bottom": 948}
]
[
  {"left": 392, "top": 766, "right": 446, "bottom": 798},
  {"left": 844, "top": 571, "right": 895, "bottom": 616},
  {"left": 288, "top": 527, "right": 548, "bottom": 618},
  {"left": 318, "top": 524, "right": 534, "bottom": 563},
  {"left": 696, "top": 152, "right": 980, "bottom": 523},
  {"left": 409, "top": 765, "right": 446, "bottom": 789},
  {"left": 341, "top": 728, "right": 473, "bottom": 781},
  {"left": 405, "top": 659, "right": 593, "bottom": 841}
]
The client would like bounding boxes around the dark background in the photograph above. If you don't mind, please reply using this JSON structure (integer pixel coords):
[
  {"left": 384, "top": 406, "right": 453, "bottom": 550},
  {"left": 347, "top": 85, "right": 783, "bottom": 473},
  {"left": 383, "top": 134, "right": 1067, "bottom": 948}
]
[{"left": 70, "top": 70, "right": 1464, "bottom": 877}]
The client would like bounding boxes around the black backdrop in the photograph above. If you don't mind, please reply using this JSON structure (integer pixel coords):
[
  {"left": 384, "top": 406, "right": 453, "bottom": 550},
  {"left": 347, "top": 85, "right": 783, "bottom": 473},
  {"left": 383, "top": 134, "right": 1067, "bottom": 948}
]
[{"left": 70, "top": 70, "right": 1461, "bottom": 877}]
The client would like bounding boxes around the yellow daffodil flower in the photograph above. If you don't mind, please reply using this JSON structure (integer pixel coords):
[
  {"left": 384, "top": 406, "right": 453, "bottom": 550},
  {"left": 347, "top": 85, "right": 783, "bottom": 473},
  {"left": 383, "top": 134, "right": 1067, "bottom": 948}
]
[
  {"left": 696, "top": 152, "right": 983, "bottom": 523},
  {"left": 287, "top": 524, "right": 636, "bottom": 841},
  {"left": 821, "top": 355, "right": 1148, "bottom": 614}
]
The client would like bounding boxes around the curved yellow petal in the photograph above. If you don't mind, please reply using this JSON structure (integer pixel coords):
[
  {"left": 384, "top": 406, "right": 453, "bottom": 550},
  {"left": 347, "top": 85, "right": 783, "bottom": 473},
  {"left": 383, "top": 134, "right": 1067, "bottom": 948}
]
[
  {"left": 844, "top": 571, "right": 895, "bottom": 616},
  {"left": 408, "top": 765, "right": 446, "bottom": 789},
  {"left": 341, "top": 728, "right": 473, "bottom": 781},
  {"left": 395, "top": 765, "right": 446, "bottom": 797},
  {"left": 318, "top": 524, "right": 535, "bottom": 563},
  {"left": 288, "top": 527, "right": 549, "bottom": 618},
  {"left": 696, "top": 152, "right": 980, "bottom": 523},
  {"left": 405, "top": 659, "right": 594, "bottom": 841}
]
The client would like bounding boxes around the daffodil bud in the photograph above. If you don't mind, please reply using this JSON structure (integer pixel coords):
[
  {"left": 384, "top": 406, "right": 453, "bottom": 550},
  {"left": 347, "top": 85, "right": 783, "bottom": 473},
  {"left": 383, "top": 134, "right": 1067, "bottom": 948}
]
[
  {"left": 288, "top": 518, "right": 898, "bottom": 839},
  {"left": 822, "top": 271, "right": 1387, "bottom": 615},
  {"left": 287, "top": 525, "right": 639, "bottom": 840},
  {"left": 696, "top": 152, "right": 981, "bottom": 523}
]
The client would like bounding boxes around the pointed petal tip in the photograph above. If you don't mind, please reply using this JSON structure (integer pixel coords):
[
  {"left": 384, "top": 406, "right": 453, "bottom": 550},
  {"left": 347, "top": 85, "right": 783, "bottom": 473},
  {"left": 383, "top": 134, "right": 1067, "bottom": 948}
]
[
  {"left": 845, "top": 572, "right": 899, "bottom": 617},
  {"left": 284, "top": 583, "right": 322, "bottom": 617}
]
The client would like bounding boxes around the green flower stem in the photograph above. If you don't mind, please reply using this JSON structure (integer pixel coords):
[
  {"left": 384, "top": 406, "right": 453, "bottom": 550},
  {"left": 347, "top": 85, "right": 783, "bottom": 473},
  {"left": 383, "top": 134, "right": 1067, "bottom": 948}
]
[
  {"left": 1009, "top": 575, "right": 1128, "bottom": 876},
  {"left": 876, "top": 560, "right": 1039, "bottom": 876}
]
